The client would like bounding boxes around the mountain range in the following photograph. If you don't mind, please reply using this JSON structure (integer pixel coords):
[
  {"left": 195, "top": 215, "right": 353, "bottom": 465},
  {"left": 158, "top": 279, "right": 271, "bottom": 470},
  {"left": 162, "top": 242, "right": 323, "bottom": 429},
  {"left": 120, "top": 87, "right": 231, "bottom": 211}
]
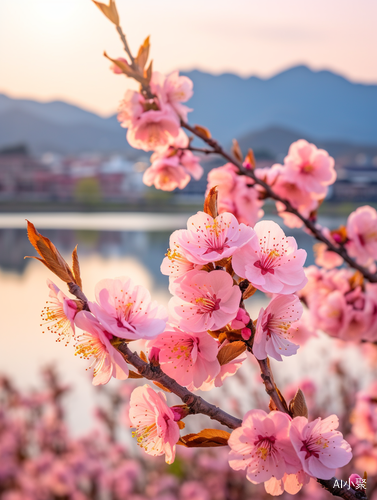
[{"left": 0, "top": 65, "right": 376, "bottom": 156}]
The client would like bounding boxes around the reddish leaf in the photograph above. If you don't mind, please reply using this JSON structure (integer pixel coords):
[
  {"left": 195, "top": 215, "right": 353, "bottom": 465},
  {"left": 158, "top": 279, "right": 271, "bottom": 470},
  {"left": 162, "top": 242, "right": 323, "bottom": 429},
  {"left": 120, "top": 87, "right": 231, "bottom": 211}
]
[
  {"left": 203, "top": 186, "right": 218, "bottom": 218},
  {"left": 135, "top": 36, "right": 150, "bottom": 71},
  {"left": 72, "top": 246, "right": 82, "bottom": 290},
  {"left": 289, "top": 388, "right": 308, "bottom": 418},
  {"left": 217, "top": 341, "right": 246, "bottom": 366},
  {"left": 153, "top": 381, "right": 172, "bottom": 393},
  {"left": 92, "top": 0, "right": 119, "bottom": 25},
  {"left": 178, "top": 429, "right": 230, "bottom": 448},
  {"left": 194, "top": 125, "right": 212, "bottom": 139},
  {"left": 26, "top": 220, "right": 75, "bottom": 284},
  {"left": 232, "top": 139, "right": 243, "bottom": 162},
  {"left": 128, "top": 370, "right": 143, "bottom": 379}
]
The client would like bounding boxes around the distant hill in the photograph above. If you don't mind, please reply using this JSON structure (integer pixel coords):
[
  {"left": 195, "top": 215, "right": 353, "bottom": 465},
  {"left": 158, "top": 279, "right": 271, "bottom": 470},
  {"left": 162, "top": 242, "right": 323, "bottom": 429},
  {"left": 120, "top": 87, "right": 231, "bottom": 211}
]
[
  {"left": 237, "top": 126, "right": 377, "bottom": 160},
  {"left": 182, "top": 66, "right": 377, "bottom": 146},
  {"left": 0, "top": 107, "right": 132, "bottom": 155},
  {"left": 0, "top": 65, "right": 376, "bottom": 154}
]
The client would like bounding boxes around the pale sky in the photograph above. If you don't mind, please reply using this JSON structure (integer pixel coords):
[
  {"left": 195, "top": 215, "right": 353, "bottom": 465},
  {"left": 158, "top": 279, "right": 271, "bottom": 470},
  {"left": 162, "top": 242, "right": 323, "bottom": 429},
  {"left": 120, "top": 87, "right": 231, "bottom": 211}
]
[{"left": 0, "top": 0, "right": 376, "bottom": 116}]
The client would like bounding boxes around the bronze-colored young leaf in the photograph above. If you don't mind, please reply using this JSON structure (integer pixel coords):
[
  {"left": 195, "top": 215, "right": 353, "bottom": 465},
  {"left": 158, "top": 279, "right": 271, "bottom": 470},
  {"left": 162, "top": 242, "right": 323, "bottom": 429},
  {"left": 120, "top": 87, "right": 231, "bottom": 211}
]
[
  {"left": 177, "top": 420, "right": 185, "bottom": 430},
  {"left": 26, "top": 220, "right": 75, "bottom": 284},
  {"left": 217, "top": 341, "right": 246, "bottom": 366},
  {"left": 128, "top": 370, "right": 143, "bottom": 379},
  {"left": 215, "top": 257, "right": 230, "bottom": 268},
  {"left": 245, "top": 148, "right": 256, "bottom": 169},
  {"left": 194, "top": 125, "right": 212, "bottom": 139},
  {"left": 139, "top": 351, "right": 148, "bottom": 362},
  {"left": 72, "top": 246, "right": 82, "bottom": 290},
  {"left": 178, "top": 428, "right": 230, "bottom": 448},
  {"left": 289, "top": 388, "right": 308, "bottom": 418},
  {"left": 232, "top": 139, "right": 243, "bottom": 162},
  {"left": 153, "top": 381, "right": 172, "bottom": 393},
  {"left": 225, "top": 330, "right": 243, "bottom": 342},
  {"left": 144, "top": 60, "right": 153, "bottom": 83},
  {"left": 242, "top": 282, "right": 257, "bottom": 300},
  {"left": 135, "top": 36, "right": 150, "bottom": 71},
  {"left": 269, "top": 397, "right": 278, "bottom": 412},
  {"left": 92, "top": 0, "right": 119, "bottom": 25},
  {"left": 203, "top": 186, "right": 218, "bottom": 218}
]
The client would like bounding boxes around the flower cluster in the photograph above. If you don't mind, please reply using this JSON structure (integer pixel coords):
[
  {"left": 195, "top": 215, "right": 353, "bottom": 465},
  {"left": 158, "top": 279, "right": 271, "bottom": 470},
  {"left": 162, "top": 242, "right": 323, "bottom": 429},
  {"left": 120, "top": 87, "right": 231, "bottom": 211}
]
[
  {"left": 117, "top": 69, "right": 203, "bottom": 191},
  {"left": 300, "top": 266, "right": 377, "bottom": 342},
  {"left": 228, "top": 409, "right": 352, "bottom": 494},
  {"left": 206, "top": 140, "right": 336, "bottom": 230},
  {"left": 42, "top": 277, "right": 167, "bottom": 385}
]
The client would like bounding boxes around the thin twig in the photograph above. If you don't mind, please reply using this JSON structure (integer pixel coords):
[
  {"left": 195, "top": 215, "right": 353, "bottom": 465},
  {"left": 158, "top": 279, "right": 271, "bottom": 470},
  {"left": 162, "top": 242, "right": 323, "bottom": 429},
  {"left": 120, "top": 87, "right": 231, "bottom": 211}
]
[
  {"left": 181, "top": 121, "right": 377, "bottom": 283},
  {"left": 116, "top": 25, "right": 135, "bottom": 64}
]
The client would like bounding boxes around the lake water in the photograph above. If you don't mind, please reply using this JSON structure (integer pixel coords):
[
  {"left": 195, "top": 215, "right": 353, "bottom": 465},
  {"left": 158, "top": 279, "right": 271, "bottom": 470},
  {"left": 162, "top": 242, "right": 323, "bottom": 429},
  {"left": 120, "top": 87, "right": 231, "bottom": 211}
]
[{"left": 0, "top": 212, "right": 365, "bottom": 435}]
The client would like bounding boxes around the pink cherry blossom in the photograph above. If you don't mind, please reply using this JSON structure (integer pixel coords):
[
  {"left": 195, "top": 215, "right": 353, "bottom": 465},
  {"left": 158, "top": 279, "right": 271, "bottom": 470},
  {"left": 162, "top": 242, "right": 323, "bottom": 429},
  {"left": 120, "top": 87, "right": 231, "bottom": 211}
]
[
  {"left": 206, "top": 163, "right": 264, "bottom": 227},
  {"left": 148, "top": 328, "right": 220, "bottom": 390},
  {"left": 346, "top": 205, "right": 377, "bottom": 266},
  {"left": 143, "top": 158, "right": 190, "bottom": 191},
  {"left": 129, "top": 385, "right": 180, "bottom": 464},
  {"left": 143, "top": 131, "right": 203, "bottom": 191},
  {"left": 151, "top": 71, "right": 193, "bottom": 121},
  {"left": 89, "top": 277, "right": 167, "bottom": 341},
  {"left": 41, "top": 279, "right": 77, "bottom": 345},
  {"left": 351, "top": 382, "right": 377, "bottom": 441},
  {"left": 314, "top": 243, "right": 344, "bottom": 270},
  {"left": 74, "top": 311, "right": 129, "bottom": 386},
  {"left": 232, "top": 220, "right": 307, "bottom": 294},
  {"left": 228, "top": 409, "right": 301, "bottom": 484},
  {"left": 253, "top": 294, "right": 302, "bottom": 361},
  {"left": 126, "top": 103, "right": 180, "bottom": 152},
  {"left": 271, "top": 164, "right": 318, "bottom": 229},
  {"left": 283, "top": 140, "right": 336, "bottom": 199},
  {"left": 289, "top": 415, "right": 352, "bottom": 479},
  {"left": 169, "top": 270, "right": 241, "bottom": 332},
  {"left": 160, "top": 230, "right": 200, "bottom": 285},
  {"left": 301, "top": 267, "right": 377, "bottom": 342},
  {"left": 173, "top": 211, "right": 255, "bottom": 265},
  {"left": 118, "top": 90, "right": 144, "bottom": 128}
]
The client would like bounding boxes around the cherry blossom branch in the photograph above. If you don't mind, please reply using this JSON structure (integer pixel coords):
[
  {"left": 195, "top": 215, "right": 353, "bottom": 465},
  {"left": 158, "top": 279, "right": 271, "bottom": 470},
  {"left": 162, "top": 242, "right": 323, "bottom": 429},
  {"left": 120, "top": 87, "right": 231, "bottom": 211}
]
[
  {"left": 181, "top": 121, "right": 377, "bottom": 284},
  {"left": 257, "top": 359, "right": 288, "bottom": 413},
  {"left": 117, "top": 343, "right": 242, "bottom": 430}
]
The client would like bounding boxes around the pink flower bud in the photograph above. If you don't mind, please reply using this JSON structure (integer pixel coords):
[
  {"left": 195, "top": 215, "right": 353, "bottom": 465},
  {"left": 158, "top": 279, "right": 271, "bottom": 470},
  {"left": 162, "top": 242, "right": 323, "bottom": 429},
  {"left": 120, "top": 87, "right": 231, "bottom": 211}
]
[
  {"left": 241, "top": 327, "right": 251, "bottom": 340},
  {"left": 148, "top": 347, "right": 160, "bottom": 366},
  {"left": 170, "top": 405, "right": 190, "bottom": 421},
  {"left": 349, "top": 474, "right": 362, "bottom": 487},
  {"left": 236, "top": 308, "right": 250, "bottom": 324}
]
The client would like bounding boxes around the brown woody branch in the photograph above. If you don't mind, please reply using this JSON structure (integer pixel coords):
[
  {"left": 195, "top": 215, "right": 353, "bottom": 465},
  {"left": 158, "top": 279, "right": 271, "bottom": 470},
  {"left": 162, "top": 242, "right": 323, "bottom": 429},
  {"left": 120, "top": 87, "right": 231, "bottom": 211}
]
[
  {"left": 181, "top": 121, "right": 377, "bottom": 284},
  {"left": 117, "top": 343, "right": 242, "bottom": 430}
]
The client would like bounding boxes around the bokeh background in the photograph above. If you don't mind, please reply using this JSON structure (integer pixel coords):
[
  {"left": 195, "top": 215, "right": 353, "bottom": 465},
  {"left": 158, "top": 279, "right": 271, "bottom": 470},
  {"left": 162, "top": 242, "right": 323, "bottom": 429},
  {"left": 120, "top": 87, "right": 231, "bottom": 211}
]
[{"left": 1, "top": 1, "right": 377, "bottom": 499}]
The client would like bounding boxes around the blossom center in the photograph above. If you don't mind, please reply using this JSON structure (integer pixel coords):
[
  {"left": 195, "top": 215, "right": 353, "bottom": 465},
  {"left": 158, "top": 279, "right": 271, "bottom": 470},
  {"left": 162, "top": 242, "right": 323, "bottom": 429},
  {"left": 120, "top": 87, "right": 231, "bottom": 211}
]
[
  {"left": 253, "top": 434, "right": 277, "bottom": 461},
  {"left": 300, "top": 436, "right": 329, "bottom": 460},
  {"left": 195, "top": 295, "right": 221, "bottom": 316},
  {"left": 41, "top": 301, "right": 74, "bottom": 345},
  {"left": 302, "top": 164, "right": 314, "bottom": 174},
  {"left": 254, "top": 249, "right": 281, "bottom": 275}
]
